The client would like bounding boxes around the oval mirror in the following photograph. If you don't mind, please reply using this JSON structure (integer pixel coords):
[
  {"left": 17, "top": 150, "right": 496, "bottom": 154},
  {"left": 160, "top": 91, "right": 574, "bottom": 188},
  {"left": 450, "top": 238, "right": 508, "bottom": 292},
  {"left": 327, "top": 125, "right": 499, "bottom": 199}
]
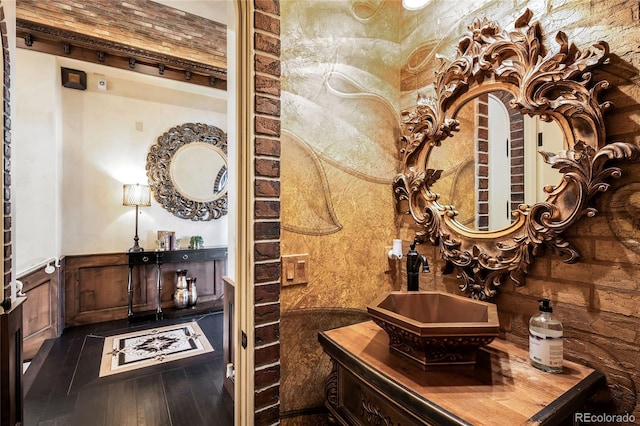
[
  {"left": 147, "top": 123, "right": 228, "bottom": 221},
  {"left": 394, "top": 9, "right": 640, "bottom": 299}
]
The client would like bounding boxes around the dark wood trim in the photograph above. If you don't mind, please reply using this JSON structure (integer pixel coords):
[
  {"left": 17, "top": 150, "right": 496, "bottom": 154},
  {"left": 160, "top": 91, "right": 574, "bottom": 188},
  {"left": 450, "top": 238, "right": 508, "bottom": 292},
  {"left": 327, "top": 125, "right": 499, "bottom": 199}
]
[
  {"left": 319, "top": 330, "right": 469, "bottom": 426},
  {"left": 527, "top": 372, "right": 607, "bottom": 425},
  {"left": 0, "top": 296, "right": 25, "bottom": 426},
  {"left": 222, "top": 276, "right": 235, "bottom": 399},
  {"left": 16, "top": 19, "right": 227, "bottom": 91}
]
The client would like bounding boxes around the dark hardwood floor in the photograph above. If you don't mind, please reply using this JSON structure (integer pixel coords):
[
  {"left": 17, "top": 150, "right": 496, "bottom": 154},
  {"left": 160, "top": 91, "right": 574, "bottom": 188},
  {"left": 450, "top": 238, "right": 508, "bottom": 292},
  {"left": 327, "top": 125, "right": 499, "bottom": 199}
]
[{"left": 24, "top": 311, "right": 233, "bottom": 426}]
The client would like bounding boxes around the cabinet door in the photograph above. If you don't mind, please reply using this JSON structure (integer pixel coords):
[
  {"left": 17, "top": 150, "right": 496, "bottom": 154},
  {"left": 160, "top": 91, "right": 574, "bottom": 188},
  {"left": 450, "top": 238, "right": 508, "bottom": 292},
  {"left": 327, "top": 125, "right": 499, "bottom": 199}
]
[{"left": 333, "top": 365, "right": 429, "bottom": 426}]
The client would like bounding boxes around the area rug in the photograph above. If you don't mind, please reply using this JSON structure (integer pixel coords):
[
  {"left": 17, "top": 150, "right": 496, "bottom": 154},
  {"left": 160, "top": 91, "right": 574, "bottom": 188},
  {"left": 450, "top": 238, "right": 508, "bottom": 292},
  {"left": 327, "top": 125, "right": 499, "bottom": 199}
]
[{"left": 99, "top": 321, "right": 213, "bottom": 377}]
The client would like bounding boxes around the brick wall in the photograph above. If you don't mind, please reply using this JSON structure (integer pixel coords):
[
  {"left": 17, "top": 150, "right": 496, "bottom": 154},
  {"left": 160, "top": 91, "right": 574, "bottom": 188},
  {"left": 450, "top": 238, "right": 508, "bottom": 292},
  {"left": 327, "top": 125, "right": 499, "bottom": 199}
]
[
  {"left": 16, "top": 0, "right": 226, "bottom": 68},
  {"left": 253, "top": 1, "right": 282, "bottom": 424},
  {"left": 476, "top": 94, "right": 489, "bottom": 230},
  {"left": 2, "top": 1, "right": 10, "bottom": 302},
  {"left": 476, "top": 92, "right": 524, "bottom": 231}
]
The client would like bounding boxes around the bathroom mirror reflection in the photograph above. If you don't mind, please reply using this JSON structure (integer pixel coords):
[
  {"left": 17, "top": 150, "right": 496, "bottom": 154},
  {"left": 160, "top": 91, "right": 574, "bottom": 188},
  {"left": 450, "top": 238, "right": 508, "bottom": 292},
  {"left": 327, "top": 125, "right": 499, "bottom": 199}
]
[
  {"left": 147, "top": 123, "right": 228, "bottom": 221},
  {"left": 429, "top": 90, "right": 566, "bottom": 231},
  {"left": 170, "top": 142, "right": 228, "bottom": 202}
]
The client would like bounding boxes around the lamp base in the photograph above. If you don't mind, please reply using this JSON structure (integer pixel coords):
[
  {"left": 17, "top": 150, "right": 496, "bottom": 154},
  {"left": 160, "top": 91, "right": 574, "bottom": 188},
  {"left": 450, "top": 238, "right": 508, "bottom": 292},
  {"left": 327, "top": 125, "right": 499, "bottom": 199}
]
[{"left": 129, "top": 237, "right": 144, "bottom": 252}]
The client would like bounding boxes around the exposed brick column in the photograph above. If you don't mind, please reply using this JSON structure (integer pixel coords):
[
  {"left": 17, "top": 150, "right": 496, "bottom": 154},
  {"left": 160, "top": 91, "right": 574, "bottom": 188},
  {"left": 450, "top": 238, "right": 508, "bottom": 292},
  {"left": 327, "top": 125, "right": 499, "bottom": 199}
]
[
  {"left": 476, "top": 94, "right": 489, "bottom": 230},
  {"left": 253, "top": 0, "right": 281, "bottom": 424},
  {"left": 476, "top": 92, "right": 524, "bottom": 231},
  {"left": 1, "top": 3, "right": 11, "bottom": 302}
]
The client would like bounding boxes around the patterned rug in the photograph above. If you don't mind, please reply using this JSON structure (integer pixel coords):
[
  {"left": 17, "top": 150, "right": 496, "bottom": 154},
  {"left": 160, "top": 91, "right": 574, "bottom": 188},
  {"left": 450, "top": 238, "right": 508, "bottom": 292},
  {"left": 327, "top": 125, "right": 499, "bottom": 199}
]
[{"left": 99, "top": 321, "right": 214, "bottom": 377}]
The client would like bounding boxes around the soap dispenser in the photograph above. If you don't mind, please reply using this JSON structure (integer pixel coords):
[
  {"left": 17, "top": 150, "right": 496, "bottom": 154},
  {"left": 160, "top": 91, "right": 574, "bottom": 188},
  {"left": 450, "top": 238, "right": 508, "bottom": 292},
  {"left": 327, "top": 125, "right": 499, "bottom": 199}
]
[{"left": 529, "top": 298, "right": 563, "bottom": 373}]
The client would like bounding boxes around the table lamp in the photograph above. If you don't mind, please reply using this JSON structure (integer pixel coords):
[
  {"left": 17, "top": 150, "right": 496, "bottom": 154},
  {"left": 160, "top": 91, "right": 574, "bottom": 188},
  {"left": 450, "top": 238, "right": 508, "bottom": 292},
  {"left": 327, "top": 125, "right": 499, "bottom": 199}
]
[{"left": 123, "top": 183, "right": 151, "bottom": 252}]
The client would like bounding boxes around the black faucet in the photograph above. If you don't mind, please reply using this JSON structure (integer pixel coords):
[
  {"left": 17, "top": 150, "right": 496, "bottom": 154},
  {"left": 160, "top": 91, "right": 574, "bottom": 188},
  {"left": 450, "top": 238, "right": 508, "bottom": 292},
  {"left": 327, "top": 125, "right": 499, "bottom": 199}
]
[{"left": 406, "top": 237, "right": 429, "bottom": 291}]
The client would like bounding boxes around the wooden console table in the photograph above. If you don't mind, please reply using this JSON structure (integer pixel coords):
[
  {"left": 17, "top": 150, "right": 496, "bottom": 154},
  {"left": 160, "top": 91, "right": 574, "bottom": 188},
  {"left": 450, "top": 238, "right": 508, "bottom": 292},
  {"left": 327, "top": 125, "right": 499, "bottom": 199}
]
[
  {"left": 127, "top": 246, "right": 227, "bottom": 320},
  {"left": 319, "top": 321, "right": 605, "bottom": 426}
]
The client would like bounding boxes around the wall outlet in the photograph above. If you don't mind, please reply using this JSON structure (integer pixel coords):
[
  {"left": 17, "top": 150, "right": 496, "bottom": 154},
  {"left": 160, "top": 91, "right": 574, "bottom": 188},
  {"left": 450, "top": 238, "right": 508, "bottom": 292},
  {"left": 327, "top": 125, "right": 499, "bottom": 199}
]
[{"left": 281, "top": 254, "right": 309, "bottom": 287}]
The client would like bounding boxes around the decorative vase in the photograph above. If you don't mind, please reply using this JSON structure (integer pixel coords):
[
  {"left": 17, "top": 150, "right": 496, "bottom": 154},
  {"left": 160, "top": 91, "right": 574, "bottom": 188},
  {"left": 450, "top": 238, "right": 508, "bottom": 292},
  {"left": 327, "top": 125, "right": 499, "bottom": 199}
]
[
  {"left": 174, "top": 270, "right": 189, "bottom": 308},
  {"left": 173, "top": 289, "right": 189, "bottom": 309},
  {"left": 175, "top": 269, "right": 188, "bottom": 289},
  {"left": 187, "top": 277, "right": 198, "bottom": 307}
]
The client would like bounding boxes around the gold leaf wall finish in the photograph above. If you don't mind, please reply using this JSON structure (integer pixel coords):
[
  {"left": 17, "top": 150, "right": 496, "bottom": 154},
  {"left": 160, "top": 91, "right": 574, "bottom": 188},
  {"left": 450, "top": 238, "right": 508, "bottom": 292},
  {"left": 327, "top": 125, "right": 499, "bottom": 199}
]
[
  {"left": 280, "top": 0, "right": 400, "bottom": 312},
  {"left": 281, "top": 130, "right": 342, "bottom": 235},
  {"left": 350, "top": 0, "right": 385, "bottom": 22},
  {"left": 281, "top": 91, "right": 397, "bottom": 182},
  {"left": 400, "top": 2, "right": 547, "bottom": 107}
]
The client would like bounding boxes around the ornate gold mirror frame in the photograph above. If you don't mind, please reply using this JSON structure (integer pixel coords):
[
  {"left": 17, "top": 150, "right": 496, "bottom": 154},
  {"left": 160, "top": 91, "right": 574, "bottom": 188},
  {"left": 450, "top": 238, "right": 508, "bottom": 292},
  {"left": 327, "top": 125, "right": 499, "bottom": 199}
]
[
  {"left": 394, "top": 9, "right": 640, "bottom": 300},
  {"left": 147, "top": 122, "right": 228, "bottom": 221}
]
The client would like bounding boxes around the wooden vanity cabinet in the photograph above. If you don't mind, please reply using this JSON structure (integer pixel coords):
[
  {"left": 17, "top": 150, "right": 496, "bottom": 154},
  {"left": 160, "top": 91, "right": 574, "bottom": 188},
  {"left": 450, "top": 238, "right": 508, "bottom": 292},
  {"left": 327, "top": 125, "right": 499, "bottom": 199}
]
[{"left": 319, "top": 321, "right": 606, "bottom": 426}]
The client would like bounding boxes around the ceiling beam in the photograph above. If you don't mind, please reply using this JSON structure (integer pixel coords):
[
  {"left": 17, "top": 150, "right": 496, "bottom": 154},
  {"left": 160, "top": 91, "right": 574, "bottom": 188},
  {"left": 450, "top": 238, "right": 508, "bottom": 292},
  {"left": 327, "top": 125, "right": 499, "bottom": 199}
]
[{"left": 16, "top": 19, "right": 227, "bottom": 91}]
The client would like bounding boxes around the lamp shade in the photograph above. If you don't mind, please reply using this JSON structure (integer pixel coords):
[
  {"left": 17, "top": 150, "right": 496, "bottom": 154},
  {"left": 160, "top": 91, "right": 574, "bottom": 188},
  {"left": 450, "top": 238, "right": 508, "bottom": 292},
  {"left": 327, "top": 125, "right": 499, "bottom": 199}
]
[{"left": 123, "top": 184, "right": 151, "bottom": 207}]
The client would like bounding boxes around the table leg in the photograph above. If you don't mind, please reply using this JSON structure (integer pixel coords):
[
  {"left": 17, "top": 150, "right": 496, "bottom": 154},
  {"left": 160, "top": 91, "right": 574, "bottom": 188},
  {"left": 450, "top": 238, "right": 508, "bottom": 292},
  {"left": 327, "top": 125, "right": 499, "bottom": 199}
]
[
  {"left": 156, "top": 263, "right": 163, "bottom": 320},
  {"left": 127, "top": 266, "right": 134, "bottom": 318}
]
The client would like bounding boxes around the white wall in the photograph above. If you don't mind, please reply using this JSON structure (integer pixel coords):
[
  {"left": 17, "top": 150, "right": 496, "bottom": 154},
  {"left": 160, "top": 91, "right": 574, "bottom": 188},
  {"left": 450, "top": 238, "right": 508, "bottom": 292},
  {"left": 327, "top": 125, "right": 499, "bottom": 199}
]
[
  {"left": 14, "top": 50, "right": 61, "bottom": 273},
  {"left": 15, "top": 50, "right": 229, "bottom": 272}
]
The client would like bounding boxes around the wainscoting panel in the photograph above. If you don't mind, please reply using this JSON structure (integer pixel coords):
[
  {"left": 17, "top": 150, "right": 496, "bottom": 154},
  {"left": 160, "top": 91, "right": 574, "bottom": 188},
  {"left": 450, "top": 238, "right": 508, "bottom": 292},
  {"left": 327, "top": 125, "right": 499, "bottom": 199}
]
[
  {"left": 64, "top": 252, "right": 227, "bottom": 327},
  {"left": 64, "top": 253, "right": 132, "bottom": 327},
  {"left": 19, "top": 267, "right": 60, "bottom": 360}
]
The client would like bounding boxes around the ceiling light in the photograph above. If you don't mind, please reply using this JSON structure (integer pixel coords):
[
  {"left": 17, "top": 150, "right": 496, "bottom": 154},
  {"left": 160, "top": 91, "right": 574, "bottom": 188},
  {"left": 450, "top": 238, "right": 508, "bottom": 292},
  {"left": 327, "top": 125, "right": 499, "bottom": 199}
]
[{"left": 402, "top": 0, "right": 431, "bottom": 10}]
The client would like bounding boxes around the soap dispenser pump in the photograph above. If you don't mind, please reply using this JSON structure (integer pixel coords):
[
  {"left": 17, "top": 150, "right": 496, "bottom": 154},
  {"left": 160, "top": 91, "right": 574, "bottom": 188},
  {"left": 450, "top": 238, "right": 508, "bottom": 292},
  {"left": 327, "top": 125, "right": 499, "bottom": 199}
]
[{"left": 529, "top": 298, "right": 563, "bottom": 373}]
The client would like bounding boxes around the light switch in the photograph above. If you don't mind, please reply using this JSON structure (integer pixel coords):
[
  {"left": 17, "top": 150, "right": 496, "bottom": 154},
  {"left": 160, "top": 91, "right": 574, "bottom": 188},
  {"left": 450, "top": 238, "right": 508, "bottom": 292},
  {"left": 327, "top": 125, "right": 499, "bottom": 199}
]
[
  {"left": 281, "top": 254, "right": 309, "bottom": 287},
  {"left": 286, "top": 263, "right": 295, "bottom": 280}
]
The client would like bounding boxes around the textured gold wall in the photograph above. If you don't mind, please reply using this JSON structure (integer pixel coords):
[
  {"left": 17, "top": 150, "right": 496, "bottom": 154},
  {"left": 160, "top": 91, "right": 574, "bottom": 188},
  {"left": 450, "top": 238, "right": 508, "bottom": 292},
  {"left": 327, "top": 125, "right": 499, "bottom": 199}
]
[
  {"left": 281, "top": 0, "right": 640, "bottom": 422},
  {"left": 280, "top": 0, "right": 402, "bottom": 310},
  {"left": 279, "top": 1, "right": 403, "bottom": 422}
]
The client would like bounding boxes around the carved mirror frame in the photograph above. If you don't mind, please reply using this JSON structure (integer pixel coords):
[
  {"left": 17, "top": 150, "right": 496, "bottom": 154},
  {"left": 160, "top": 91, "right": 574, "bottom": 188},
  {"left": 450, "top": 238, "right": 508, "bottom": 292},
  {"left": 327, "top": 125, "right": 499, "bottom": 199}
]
[
  {"left": 147, "top": 122, "right": 228, "bottom": 221},
  {"left": 394, "top": 9, "right": 640, "bottom": 300}
]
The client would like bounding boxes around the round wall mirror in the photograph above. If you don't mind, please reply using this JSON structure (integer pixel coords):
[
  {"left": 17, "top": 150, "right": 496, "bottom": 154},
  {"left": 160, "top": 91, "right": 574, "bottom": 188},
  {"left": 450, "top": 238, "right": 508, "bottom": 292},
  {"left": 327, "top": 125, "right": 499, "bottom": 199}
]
[
  {"left": 147, "top": 123, "right": 228, "bottom": 221},
  {"left": 170, "top": 142, "right": 228, "bottom": 202}
]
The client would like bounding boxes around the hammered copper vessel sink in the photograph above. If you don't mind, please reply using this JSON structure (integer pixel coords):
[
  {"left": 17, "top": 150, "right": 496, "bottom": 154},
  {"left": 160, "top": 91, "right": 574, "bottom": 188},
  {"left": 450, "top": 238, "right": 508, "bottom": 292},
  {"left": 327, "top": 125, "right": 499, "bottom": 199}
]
[{"left": 367, "top": 291, "right": 499, "bottom": 370}]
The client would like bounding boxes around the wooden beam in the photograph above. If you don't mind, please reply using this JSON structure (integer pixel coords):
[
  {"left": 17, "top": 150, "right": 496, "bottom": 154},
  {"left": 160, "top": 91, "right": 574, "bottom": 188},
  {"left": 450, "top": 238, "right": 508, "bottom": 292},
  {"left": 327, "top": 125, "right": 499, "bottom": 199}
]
[{"left": 16, "top": 19, "right": 227, "bottom": 91}]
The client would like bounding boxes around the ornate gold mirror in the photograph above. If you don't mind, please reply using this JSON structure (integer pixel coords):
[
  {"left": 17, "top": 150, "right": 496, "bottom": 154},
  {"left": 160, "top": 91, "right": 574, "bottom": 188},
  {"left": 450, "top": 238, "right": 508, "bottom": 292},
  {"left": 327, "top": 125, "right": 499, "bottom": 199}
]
[
  {"left": 147, "top": 122, "right": 228, "bottom": 221},
  {"left": 394, "top": 9, "right": 640, "bottom": 299}
]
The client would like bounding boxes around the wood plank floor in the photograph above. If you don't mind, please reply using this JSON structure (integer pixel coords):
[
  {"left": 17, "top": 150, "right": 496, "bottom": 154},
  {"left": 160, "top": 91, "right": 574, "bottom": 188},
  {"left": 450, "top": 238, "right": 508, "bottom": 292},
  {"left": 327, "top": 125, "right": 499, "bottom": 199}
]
[{"left": 24, "top": 311, "right": 233, "bottom": 426}]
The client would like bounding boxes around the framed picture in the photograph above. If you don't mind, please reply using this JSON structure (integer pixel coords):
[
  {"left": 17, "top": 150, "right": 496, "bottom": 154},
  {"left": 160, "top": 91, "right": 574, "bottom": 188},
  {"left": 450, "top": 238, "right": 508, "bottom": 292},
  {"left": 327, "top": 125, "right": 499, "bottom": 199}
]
[{"left": 61, "top": 67, "right": 87, "bottom": 90}]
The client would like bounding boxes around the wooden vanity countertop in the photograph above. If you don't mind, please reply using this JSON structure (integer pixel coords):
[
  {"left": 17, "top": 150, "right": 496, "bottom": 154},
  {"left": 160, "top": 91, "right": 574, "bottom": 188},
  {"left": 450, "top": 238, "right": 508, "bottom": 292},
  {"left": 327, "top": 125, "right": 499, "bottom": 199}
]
[{"left": 319, "top": 320, "right": 605, "bottom": 425}]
